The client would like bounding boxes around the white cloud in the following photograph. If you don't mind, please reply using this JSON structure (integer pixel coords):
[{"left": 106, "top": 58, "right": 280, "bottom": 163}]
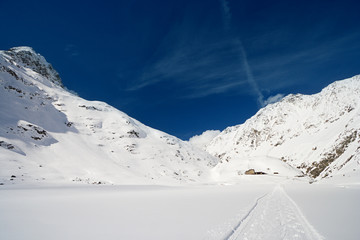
[
  {"left": 264, "top": 93, "right": 285, "bottom": 106},
  {"left": 188, "top": 130, "right": 221, "bottom": 149}
]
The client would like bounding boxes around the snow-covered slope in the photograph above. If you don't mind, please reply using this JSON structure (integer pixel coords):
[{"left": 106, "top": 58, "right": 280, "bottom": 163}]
[
  {"left": 2, "top": 46, "right": 359, "bottom": 186},
  {"left": 0, "top": 47, "right": 218, "bottom": 185},
  {"left": 206, "top": 75, "right": 360, "bottom": 182}
]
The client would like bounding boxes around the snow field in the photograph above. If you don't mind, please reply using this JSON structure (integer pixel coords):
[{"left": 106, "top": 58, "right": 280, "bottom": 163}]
[
  {"left": 0, "top": 183, "right": 272, "bottom": 240},
  {"left": 1, "top": 178, "right": 359, "bottom": 239},
  {"left": 226, "top": 185, "right": 323, "bottom": 240},
  {"left": 284, "top": 182, "right": 360, "bottom": 240}
]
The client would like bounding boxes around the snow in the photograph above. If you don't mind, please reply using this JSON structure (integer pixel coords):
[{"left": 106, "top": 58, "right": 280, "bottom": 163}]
[
  {"left": 1, "top": 46, "right": 359, "bottom": 185},
  {"left": 0, "top": 47, "right": 218, "bottom": 185},
  {"left": 226, "top": 185, "right": 323, "bottom": 240},
  {"left": 206, "top": 75, "right": 360, "bottom": 181},
  {"left": 285, "top": 182, "right": 360, "bottom": 240},
  {"left": 1, "top": 47, "right": 360, "bottom": 239},
  {"left": 0, "top": 183, "right": 270, "bottom": 240},
  {"left": 1, "top": 178, "right": 359, "bottom": 240}
]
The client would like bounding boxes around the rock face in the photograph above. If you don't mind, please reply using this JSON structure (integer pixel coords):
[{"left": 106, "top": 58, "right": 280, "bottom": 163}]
[
  {"left": 0, "top": 47, "right": 217, "bottom": 185},
  {"left": 206, "top": 75, "right": 360, "bottom": 182},
  {"left": 2, "top": 47, "right": 63, "bottom": 87}
]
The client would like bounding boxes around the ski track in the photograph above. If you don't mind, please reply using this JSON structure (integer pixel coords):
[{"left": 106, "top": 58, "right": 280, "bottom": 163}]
[{"left": 225, "top": 185, "right": 323, "bottom": 240}]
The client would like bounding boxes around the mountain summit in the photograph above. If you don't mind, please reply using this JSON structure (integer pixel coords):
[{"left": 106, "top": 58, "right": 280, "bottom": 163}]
[
  {"left": 206, "top": 75, "right": 360, "bottom": 182},
  {"left": 2, "top": 46, "right": 63, "bottom": 87},
  {"left": 0, "top": 47, "right": 217, "bottom": 185},
  {"left": 1, "top": 47, "right": 359, "bottom": 185}
]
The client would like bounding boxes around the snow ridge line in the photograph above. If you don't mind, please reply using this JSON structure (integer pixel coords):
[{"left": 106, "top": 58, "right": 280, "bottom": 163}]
[{"left": 223, "top": 192, "right": 269, "bottom": 240}]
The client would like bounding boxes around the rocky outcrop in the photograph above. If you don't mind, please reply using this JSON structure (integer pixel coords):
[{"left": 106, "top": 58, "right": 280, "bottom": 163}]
[{"left": 1, "top": 47, "right": 63, "bottom": 87}]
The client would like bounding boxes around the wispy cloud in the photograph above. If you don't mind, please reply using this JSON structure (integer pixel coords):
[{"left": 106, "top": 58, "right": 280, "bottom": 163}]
[
  {"left": 237, "top": 40, "right": 265, "bottom": 107},
  {"left": 183, "top": 79, "right": 247, "bottom": 99},
  {"left": 220, "top": 0, "right": 231, "bottom": 31},
  {"left": 122, "top": 1, "right": 254, "bottom": 99},
  {"left": 220, "top": 0, "right": 265, "bottom": 107},
  {"left": 127, "top": 0, "right": 267, "bottom": 102},
  {"left": 264, "top": 93, "right": 284, "bottom": 106},
  {"left": 250, "top": 31, "right": 360, "bottom": 91},
  {"left": 125, "top": 1, "right": 360, "bottom": 101},
  {"left": 64, "top": 44, "right": 79, "bottom": 57},
  {"left": 127, "top": 28, "right": 248, "bottom": 98}
]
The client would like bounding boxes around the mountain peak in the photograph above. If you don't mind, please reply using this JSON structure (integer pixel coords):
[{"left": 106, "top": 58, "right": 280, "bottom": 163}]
[
  {"left": 8, "top": 46, "right": 37, "bottom": 54},
  {"left": 206, "top": 75, "right": 360, "bottom": 182},
  {"left": 0, "top": 47, "right": 218, "bottom": 185},
  {"left": 1, "top": 46, "right": 63, "bottom": 87}
]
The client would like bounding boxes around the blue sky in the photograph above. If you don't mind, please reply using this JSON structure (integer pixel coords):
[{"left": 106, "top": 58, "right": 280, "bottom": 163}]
[{"left": 1, "top": 0, "right": 360, "bottom": 139}]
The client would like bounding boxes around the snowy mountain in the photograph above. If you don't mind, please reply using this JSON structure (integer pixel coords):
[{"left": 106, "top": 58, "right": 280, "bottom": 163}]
[
  {"left": 206, "top": 75, "right": 360, "bottom": 182},
  {"left": 1, "top": 46, "right": 359, "bottom": 186},
  {"left": 0, "top": 47, "right": 218, "bottom": 185}
]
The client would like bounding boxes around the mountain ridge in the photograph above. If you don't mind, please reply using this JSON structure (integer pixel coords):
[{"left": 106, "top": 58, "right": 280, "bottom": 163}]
[
  {"left": 1, "top": 46, "right": 359, "bottom": 185},
  {"left": 0, "top": 47, "right": 218, "bottom": 185},
  {"left": 206, "top": 74, "right": 360, "bottom": 182}
]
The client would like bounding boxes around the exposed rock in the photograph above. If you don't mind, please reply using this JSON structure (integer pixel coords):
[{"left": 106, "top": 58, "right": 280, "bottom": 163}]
[
  {"left": 3, "top": 47, "right": 63, "bottom": 87},
  {"left": 245, "top": 169, "right": 255, "bottom": 175}
]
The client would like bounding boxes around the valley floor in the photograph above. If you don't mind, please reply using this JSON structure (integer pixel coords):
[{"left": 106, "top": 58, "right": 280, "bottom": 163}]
[{"left": 0, "top": 177, "right": 359, "bottom": 240}]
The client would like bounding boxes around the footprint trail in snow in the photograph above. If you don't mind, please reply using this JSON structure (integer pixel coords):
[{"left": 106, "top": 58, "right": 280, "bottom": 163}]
[{"left": 225, "top": 186, "right": 323, "bottom": 240}]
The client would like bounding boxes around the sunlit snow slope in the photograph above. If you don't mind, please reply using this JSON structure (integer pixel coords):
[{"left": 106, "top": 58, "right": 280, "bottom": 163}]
[
  {"left": 0, "top": 47, "right": 218, "bottom": 185},
  {"left": 1, "top": 46, "right": 359, "bottom": 186},
  {"left": 206, "top": 75, "right": 360, "bottom": 182}
]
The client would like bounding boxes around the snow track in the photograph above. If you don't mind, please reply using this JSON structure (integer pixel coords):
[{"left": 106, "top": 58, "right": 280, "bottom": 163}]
[{"left": 225, "top": 186, "right": 323, "bottom": 240}]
